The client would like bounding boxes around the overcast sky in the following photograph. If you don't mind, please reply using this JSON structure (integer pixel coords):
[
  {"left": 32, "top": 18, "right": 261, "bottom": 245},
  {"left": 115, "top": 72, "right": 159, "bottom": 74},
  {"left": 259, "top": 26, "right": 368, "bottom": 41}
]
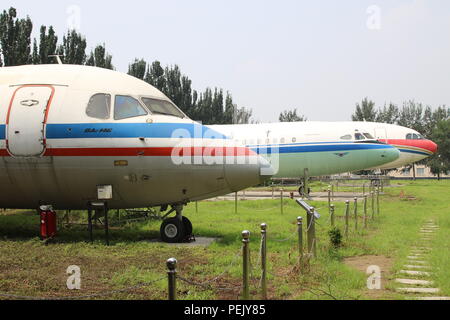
[{"left": 5, "top": 0, "right": 450, "bottom": 122}]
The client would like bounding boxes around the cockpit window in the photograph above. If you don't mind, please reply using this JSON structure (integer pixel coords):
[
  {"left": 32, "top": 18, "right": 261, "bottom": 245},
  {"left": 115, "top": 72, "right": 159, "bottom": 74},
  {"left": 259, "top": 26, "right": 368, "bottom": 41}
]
[
  {"left": 355, "top": 133, "right": 365, "bottom": 141},
  {"left": 340, "top": 134, "right": 352, "bottom": 140},
  {"left": 141, "top": 97, "right": 185, "bottom": 118},
  {"left": 406, "top": 133, "right": 424, "bottom": 140},
  {"left": 363, "top": 133, "right": 375, "bottom": 140},
  {"left": 86, "top": 93, "right": 111, "bottom": 119},
  {"left": 114, "top": 95, "right": 148, "bottom": 120}
]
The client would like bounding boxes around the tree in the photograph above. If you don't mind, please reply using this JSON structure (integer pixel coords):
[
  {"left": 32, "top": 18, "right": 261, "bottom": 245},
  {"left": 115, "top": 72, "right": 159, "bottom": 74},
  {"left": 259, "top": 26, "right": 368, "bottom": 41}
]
[
  {"left": 376, "top": 103, "right": 399, "bottom": 124},
  {"left": 32, "top": 25, "right": 59, "bottom": 64},
  {"left": 86, "top": 44, "right": 114, "bottom": 69},
  {"left": 428, "top": 119, "right": 450, "bottom": 178},
  {"left": 279, "top": 109, "right": 306, "bottom": 122},
  {"left": 0, "top": 7, "right": 33, "bottom": 66},
  {"left": 57, "top": 30, "right": 87, "bottom": 65},
  {"left": 128, "top": 58, "right": 147, "bottom": 80},
  {"left": 352, "top": 98, "right": 377, "bottom": 122},
  {"left": 397, "top": 100, "right": 425, "bottom": 133}
]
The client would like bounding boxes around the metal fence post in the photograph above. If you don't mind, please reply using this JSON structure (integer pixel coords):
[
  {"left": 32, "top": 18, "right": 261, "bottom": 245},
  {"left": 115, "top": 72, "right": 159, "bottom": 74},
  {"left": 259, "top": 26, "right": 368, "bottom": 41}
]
[
  {"left": 242, "top": 230, "right": 250, "bottom": 300},
  {"left": 371, "top": 191, "right": 375, "bottom": 220},
  {"left": 345, "top": 200, "right": 350, "bottom": 239},
  {"left": 331, "top": 184, "right": 335, "bottom": 200},
  {"left": 280, "top": 189, "right": 284, "bottom": 215},
  {"left": 260, "top": 224, "right": 267, "bottom": 300},
  {"left": 330, "top": 204, "right": 335, "bottom": 227},
  {"left": 354, "top": 197, "right": 358, "bottom": 231},
  {"left": 327, "top": 188, "right": 331, "bottom": 214},
  {"left": 376, "top": 187, "right": 380, "bottom": 216},
  {"left": 297, "top": 217, "right": 303, "bottom": 263},
  {"left": 167, "top": 258, "right": 177, "bottom": 301},
  {"left": 307, "top": 207, "right": 317, "bottom": 258},
  {"left": 364, "top": 195, "right": 368, "bottom": 228}
]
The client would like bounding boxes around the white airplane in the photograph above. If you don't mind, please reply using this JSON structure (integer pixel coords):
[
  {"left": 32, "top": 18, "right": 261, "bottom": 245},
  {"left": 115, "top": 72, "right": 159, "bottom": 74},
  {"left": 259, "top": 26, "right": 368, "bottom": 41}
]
[
  {"left": 0, "top": 65, "right": 400, "bottom": 243},
  {"left": 209, "top": 122, "right": 401, "bottom": 179},
  {"left": 346, "top": 122, "right": 437, "bottom": 170},
  {"left": 0, "top": 64, "right": 273, "bottom": 243},
  {"left": 210, "top": 121, "right": 438, "bottom": 177}
]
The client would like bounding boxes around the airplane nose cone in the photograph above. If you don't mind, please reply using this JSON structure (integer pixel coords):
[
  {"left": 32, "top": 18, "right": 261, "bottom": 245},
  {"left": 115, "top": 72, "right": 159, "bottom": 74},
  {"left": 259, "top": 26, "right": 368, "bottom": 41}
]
[
  {"left": 381, "top": 146, "right": 401, "bottom": 163},
  {"left": 224, "top": 149, "right": 274, "bottom": 191},
  {"left": 426, "top": 140, "right": 438, "bottom": 154}
]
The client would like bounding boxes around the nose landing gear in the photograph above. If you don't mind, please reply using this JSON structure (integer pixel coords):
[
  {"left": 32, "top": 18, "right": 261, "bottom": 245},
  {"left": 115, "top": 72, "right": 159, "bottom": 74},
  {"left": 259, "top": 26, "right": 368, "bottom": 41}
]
[{"left": 160, "top": 205, "right": 195, "bottom": 243}]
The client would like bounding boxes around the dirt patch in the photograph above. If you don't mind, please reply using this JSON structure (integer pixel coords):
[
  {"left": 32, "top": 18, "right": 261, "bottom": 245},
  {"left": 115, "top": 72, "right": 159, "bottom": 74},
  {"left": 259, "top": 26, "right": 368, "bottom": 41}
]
[{"left": 344, "top": 255, "right": 394, "bottom": 299}]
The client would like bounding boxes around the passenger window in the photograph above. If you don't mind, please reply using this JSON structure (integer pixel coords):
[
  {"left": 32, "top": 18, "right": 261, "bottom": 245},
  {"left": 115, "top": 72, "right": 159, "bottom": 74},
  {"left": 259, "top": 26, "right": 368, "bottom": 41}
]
[
  {"left": 340, "top": 135, "right": 352, "bottom": 140},
  {"left": 355, "top": 133, "right": 365, "bottom": 141},
  {"left": 86, "top": 94, "right": 111, "bottom": 119},
  {"left": 114, "top": 95, "right": 148, "bottom": 120},
  {"left": 292, "top": 137, "right": 297, "bottom": 143}
]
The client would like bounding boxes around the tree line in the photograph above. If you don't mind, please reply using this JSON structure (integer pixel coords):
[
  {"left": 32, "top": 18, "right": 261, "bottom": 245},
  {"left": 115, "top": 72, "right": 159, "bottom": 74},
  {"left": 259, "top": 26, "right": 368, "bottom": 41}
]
[
  {"left": 0, "top": 7, "right": 251, "bottom": 125},
  {"left": 351, "top": 97, "right": 449, "bottom": 176},
  {"left": 1, "top": 7, "right": 448, "bottom": 174}
]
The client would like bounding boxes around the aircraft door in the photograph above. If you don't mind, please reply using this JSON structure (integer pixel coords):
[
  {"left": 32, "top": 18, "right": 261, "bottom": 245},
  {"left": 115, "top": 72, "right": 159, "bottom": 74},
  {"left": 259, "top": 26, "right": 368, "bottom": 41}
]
[
  {"left": 374, "top": 128, "right": 387, "bottom": 140},
  {"left": 7, "top": 85, "right": 55, "bottom": 157}
]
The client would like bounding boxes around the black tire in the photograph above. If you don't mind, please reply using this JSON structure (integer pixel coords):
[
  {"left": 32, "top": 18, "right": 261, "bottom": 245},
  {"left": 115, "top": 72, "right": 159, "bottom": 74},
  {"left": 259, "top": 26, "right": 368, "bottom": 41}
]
[
  {"left": 160, "top": 218, "right": 185, "bottom": 243},
  {"left": 182, "top": 217, "right": 193, "bottom": 238}
]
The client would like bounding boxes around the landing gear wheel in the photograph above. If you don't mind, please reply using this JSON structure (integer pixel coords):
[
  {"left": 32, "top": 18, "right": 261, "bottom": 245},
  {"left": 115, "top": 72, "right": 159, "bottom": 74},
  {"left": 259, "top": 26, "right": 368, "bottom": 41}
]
[
  {"left": 182, "top": 217, "right": 193, "bottom": 239},
  {"left": 160, "top": 218, "right": 185, "bottom": 243}
]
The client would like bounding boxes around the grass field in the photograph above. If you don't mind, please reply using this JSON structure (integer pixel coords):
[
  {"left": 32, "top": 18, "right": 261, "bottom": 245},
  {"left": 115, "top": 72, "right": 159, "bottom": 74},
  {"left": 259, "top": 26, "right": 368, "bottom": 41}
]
[{"left": 0, "top": 180, "right": 448, "bottom": 300}]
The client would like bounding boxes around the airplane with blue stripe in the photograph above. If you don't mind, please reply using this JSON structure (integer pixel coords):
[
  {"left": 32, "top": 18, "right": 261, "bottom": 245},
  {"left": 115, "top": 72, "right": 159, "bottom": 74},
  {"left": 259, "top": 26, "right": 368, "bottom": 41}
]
[{"left": 0, "top": 64, "right": 400, "bottom": 242}]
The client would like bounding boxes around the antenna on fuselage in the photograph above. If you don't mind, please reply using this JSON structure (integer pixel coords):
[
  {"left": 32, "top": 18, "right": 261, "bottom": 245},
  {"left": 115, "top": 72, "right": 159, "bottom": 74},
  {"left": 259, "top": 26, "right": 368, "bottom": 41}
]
[{"left": 49, "top": 55, "right": 63, "bottom": 65}]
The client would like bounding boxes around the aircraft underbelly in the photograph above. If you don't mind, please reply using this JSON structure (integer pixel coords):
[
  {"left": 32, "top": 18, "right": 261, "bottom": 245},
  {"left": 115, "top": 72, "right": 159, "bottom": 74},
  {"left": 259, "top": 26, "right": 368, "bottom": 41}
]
[{"left": 0, "top": 156, "right": 228, "bottom": 210}]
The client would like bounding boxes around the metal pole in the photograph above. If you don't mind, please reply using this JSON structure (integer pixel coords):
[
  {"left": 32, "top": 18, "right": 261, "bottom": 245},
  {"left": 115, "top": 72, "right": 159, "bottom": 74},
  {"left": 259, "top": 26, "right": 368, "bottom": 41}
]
[
  {"left": 280, "top": 189, "right": 284, "bottom": 215},
  {"left": 260, "top": 224, "right": 267, "bottom": 300},
  {"left": 371, "top": 191, "right": 375, "bottom": 220},
  {"left": 242, "top": 230, "right": 250, "bottom": 300},
  {"left": 345, "top": 200, "right": 350, "bottom": 239},
  {"left": 307, "top": 207, "right": 317, "bottom": 258},
  {"left": 87, "top": 208, "right": 93, "bottom": 243},
  {"left": 376, "top": 187, "right": 380, "bottom": 216},
  {"left": 327, "top": 188, "right": 331, "bottom": 215},
  {"left": 104, "top": 203, "right": 109, "bottom": 246},
  {"left": 354, "top": 197, "right": 358, "bottom": 231},
  {"left": 167, "top": 258, "right": 177, "bottom": 300},
  {"left": 331, "top": 184, "right": 335, "bottom": 200},
  {"left": 330, "top": 204, "right": 335, "bottom": 227},
  {"left": 297, "top": 217, "right": 303, "bottom": 263},
  {"left": 364, "top": 195, "right": 368, "bottom": 228}
]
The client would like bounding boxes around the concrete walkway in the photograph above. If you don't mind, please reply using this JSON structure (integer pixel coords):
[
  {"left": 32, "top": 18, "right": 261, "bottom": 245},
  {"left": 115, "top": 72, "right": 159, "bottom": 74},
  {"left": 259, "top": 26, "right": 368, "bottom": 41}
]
[{"left": 394, "top": 220, "right": 450, "bottom": 300}]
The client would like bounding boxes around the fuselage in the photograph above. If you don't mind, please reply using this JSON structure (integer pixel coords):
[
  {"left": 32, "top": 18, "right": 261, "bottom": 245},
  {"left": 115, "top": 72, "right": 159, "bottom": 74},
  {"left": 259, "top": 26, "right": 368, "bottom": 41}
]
[
  {"left": 0, "top": 65, "right": 271, "bottom": 210},
  {"left": 210, "top": 122, "right": 401, "bottom": 178},
  {"left": 348, "top": 122, "right": 438, "bottom": 169}
]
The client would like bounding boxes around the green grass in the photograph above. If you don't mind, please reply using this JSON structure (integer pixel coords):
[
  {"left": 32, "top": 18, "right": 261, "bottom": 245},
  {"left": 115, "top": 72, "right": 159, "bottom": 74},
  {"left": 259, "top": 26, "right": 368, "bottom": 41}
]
[{"left": 0, "top": 180, "right": 448, "bottom": 300}]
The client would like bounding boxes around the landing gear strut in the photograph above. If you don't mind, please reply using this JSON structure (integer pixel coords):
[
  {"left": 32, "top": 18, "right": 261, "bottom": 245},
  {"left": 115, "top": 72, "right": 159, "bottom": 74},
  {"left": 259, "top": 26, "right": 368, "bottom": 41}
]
[{"left": 160, "top": 205, "right": 195, "bottom": 243}]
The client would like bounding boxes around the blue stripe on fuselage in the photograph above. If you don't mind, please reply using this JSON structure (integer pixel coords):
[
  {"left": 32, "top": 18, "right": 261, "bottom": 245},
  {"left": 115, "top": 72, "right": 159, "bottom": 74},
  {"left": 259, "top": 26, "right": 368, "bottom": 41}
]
[
  {"left": 398, "top": 148, "right": 430, "bottom": 156},
  {"left": 45, "top": 123, "right": 228, "bottom": 140},
  {"left": 252, "top": 143, "right": 394, "bottom": 155}
]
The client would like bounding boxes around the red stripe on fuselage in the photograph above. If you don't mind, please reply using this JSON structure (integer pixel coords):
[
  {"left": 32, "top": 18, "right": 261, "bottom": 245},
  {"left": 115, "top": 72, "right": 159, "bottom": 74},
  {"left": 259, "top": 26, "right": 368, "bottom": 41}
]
[
  {"left": 381, "top": 139, "right": 438, "bottom": 154},
  {"left": 0, "top": 147, "right": 258, "bottom": 157}
]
